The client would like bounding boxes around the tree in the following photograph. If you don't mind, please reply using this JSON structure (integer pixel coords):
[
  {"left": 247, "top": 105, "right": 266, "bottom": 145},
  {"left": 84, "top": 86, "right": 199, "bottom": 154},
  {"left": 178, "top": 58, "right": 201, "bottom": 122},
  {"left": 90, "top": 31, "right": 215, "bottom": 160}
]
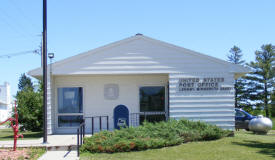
[
  {"left": 18, "top": 73, "right": 33, "bottom": 91},
  {"left": 244, "top": 44, "right": 275, "bottom": 117},
  {"left": 227, "top": 46, "right": 245, "bottom": 65},
  {"left": 271, "top": 90, "right": 275, "bottom": 117},
  {"left": 227, "top": 46, "right": 245, "bottom": 108},
  {"left": 15, "top": 74, "right": 43, "bottom": 131}
]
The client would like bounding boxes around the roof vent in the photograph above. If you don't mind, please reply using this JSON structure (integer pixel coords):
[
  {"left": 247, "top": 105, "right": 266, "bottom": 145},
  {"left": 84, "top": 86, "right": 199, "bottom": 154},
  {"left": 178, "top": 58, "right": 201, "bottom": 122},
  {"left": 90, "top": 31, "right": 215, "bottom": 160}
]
[{"left": 135, "top": 33, "right": 143, "bottom": 36}]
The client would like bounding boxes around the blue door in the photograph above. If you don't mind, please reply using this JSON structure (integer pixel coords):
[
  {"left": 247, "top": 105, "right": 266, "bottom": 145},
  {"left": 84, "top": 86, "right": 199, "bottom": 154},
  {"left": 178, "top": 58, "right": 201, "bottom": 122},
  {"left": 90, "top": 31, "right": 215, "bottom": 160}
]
[{"left": 114, "top": 105, "right": 129, "bottom": 129}]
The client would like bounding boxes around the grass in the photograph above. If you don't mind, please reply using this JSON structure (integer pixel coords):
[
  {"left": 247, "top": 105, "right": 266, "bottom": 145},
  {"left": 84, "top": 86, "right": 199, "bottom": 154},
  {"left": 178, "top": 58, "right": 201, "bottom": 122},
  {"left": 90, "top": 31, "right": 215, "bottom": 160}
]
[
  {"left": 271, "top": 117, "right": 275, "bottom": 130},
  {"left": 28, "top": 147, "right": 46, "bottom": 160},
  {"left": 80, "top": 130, "right": 275, "bottom": 160},
  {"left": 0, "top": 121, "right": 9, "bottom": 126},
  {"left": 0, "top": 128, "right": 42, "bottom": 140}
]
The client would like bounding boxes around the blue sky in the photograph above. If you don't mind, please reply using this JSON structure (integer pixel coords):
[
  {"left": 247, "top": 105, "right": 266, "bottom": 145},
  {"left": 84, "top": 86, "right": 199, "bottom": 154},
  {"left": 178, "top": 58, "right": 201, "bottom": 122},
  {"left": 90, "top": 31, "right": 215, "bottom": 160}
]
[{"left": 0, "top": 0, "right": 274, "bottom": 97}]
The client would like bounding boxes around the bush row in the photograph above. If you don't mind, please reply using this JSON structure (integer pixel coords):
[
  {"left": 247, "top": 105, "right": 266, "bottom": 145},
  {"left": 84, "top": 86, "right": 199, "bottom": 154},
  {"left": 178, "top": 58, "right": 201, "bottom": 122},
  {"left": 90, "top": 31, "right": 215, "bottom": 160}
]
[{"left": 80, "top": 119, "right": 231, "bottom": 153}]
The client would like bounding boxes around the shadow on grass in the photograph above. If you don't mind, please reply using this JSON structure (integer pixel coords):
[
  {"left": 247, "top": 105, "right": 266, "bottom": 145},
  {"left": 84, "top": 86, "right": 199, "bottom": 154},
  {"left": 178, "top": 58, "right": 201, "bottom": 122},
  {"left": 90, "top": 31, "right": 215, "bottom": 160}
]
[{"left": 232, "top": 140, "right": 275, "bottom": 158}]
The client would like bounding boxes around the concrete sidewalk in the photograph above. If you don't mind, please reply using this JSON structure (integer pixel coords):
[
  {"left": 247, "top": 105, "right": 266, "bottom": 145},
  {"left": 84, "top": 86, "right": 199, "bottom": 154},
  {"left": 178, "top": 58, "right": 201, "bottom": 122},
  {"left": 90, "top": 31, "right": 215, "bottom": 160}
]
[
  {"left": 38, "top": 150, "right": 79, "bottom": 160},
  {"left": 0, "top": 134, "right": 88, "bottom": 159},
  {"left": 0, "top": 135, "right": 78, "bottom": 148},
  {"left": 0, "top": 135, "right": 80, "bottom": 159}
]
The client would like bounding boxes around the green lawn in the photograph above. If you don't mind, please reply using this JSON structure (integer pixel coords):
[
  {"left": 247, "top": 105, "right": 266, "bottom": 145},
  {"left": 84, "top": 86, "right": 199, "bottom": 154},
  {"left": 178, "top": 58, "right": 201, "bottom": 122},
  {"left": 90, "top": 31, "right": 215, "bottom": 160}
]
[
  {"left": 0, "top": 121, "right": 9, "bottom": 126},
  {"left": 81, "top": 130, "right": 275, "bottom": 160},
  {"left": 271, "top": 117, "right": 275, "bottom": 130},
  {"left": 0, "top": 128, "right": 42, "bottom": 140}
]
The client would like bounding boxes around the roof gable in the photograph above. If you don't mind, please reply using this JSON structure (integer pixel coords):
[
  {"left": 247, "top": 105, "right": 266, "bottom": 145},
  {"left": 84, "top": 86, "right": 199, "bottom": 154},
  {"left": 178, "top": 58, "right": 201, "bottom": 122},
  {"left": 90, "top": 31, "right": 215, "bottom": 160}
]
[{"left": 28, "top": 35, "right": 250, "bottom": 77}]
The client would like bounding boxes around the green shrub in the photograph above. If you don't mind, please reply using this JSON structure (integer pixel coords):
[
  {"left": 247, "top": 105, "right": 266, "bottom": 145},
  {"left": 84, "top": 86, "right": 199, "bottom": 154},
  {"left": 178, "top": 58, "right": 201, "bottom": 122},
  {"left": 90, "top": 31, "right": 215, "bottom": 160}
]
[
  {"left": 81, "top": 119, "right": 231, "bottom": 153},
  {"left": 16, "top": 74, "right": 43, "bottom": 132}
]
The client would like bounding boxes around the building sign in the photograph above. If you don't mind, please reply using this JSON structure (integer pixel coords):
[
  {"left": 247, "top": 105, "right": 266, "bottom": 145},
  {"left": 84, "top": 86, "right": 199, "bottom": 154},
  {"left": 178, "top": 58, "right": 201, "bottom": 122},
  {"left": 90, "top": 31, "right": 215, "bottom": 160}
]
[{"left": 178, "top": 77, "right": 233, "bottom": 92}]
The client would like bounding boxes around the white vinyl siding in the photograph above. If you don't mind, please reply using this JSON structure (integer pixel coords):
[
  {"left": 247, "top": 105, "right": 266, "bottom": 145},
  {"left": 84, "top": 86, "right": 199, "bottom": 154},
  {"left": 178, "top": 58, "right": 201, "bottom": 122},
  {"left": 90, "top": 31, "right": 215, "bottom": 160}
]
[{"left": 169, "top": 73, "right": 235, "bottom": 130}]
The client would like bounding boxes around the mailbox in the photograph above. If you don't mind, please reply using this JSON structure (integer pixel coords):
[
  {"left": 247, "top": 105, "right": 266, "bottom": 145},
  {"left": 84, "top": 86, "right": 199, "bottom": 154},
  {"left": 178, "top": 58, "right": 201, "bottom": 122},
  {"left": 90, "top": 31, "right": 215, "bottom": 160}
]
[{"left": 114, "top": 105, "right": 129, "bottom": 129}]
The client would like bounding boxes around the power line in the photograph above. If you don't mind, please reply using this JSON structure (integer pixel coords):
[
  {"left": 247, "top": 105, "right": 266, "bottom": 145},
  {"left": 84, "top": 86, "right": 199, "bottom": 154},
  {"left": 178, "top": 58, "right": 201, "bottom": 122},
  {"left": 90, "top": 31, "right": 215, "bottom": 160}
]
[
  {"left": 9, "top": 0, "right": 41, "bottom": 30},
  {"left": 0, "top": 49, "right": 40, "bottom": 59},
  {"left": 0, "top": 11, "right": 29, "bottom": 39},
  {"left": 0, "top": 5, "right": 40, "bottom": 40}
]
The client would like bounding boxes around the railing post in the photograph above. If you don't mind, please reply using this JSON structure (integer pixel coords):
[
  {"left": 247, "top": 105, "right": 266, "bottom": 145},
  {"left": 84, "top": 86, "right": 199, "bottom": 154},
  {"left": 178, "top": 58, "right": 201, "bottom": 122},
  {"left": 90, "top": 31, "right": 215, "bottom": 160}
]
[
  {"left": 106, "top": 116, "right": 109, "bottom": 131},
  {"left": 80, "top": 126, "right": 83, "bottom": 146},
  {"left": 137, "top": 113, "right": 139, "bottom": 126},
  {"left": 77, "top": 128, "right": 79, "bottom": 157},
  {"left": 82, "top": 125, "right": 84, "bottom": 144},
  {"left": 83, "top": 123, "right": 85, "bottom": 141},
  {"left": 99, "top": 116, "right": 102, "bottom": 131},
  {"left": 92, "top": 117, "right": 94, "bottom": 135}
]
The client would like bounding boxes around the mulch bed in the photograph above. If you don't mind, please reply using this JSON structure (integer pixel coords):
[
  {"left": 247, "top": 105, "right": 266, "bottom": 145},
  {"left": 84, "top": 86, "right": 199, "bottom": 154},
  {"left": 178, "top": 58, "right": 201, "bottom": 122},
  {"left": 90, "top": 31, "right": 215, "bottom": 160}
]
[{"left": 0, "top": 149, "right": 30, "bottom": 160}]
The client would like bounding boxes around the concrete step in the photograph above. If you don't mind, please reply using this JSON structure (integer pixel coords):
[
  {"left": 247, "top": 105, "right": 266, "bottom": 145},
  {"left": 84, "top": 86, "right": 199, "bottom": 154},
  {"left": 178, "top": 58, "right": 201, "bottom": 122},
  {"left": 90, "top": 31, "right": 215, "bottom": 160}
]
[
  {"left": 38, "top": 150, "right": 79, "bottom": 160},
  {"left": 46, "top": 145, "right": 77, "bottom": 151}
]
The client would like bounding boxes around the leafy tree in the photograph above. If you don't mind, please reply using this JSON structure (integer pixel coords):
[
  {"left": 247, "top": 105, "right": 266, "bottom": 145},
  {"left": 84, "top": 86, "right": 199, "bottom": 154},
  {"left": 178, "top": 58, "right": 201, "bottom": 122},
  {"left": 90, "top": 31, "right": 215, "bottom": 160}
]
[
  {"left": 18, "top": 73, "right": 33, "bottom": 91},
  {"left": 227, "top": 46, "right": 246, "bottom": 108},
  {"left": 15, "top": 74, "right": 43, "bottom": 131},
  {"left": 244, "top": 44, "right": 275, "bottom": 117}
]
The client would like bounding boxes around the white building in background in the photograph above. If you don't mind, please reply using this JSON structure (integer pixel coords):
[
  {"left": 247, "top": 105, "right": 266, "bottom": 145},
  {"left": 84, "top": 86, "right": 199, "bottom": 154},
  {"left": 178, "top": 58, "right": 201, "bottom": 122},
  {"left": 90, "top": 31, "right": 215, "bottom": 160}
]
[
  {"left": 0, "top": 82, "right": 12, "bottom": 122},
  {"left": 28, "top": 34, "right": 250, "bottom": 134}
]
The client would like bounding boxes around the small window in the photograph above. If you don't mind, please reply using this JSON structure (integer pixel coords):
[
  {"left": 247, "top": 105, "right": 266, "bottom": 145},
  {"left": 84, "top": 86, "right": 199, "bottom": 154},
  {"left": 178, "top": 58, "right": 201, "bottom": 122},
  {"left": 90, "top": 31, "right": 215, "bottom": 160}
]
[{"left": 58, "top": 87, "right": 83, "bottom": 113}]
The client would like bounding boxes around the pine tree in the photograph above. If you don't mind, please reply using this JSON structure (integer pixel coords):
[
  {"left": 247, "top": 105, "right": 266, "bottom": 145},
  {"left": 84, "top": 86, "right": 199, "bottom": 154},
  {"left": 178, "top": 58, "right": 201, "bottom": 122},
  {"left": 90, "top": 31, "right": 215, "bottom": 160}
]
[
  {"left": 227, "top": 46, "right": 245, "bottom": 64},
  {"left": 244, "top": 44, "right": 275, "bottom": 117},
  {"left": 227, "top": 46, "right": 245, "bottom": 108},
  {"left": 18, "top": 73, "right": 33, "bottom": 91}
]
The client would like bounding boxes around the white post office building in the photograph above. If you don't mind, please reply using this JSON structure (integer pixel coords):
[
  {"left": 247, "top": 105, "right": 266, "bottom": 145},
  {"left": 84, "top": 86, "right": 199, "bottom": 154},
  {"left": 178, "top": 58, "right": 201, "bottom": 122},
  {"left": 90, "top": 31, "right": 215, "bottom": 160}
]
[{"left": 28, "top": 34, "right": 249, "bottom": 134}]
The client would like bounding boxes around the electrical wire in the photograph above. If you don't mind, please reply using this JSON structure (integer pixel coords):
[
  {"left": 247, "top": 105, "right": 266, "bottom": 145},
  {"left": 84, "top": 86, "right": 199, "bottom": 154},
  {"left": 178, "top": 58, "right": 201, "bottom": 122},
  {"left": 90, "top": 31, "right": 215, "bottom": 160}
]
[
  {"left": 0, "top": 49, "right": 40, "bottom": 59},
  {"left": 9, "top": 0, "right": 41, "bottom": 30},
  {"left": 0, "top": 4, "right": 40, "bottom": 41}
]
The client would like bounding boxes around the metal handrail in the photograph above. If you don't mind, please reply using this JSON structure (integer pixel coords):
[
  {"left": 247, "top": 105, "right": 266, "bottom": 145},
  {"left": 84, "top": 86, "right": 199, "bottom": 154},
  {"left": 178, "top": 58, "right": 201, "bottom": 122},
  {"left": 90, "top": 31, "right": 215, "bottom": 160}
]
[
  {"left": 76, "top": 116, "right": 109, "bottom": 156},
  {"left": 77, "top": 120, "right": 85, "bottom": 157},
  {"left": 85, "top": 116, "right": 109, "bottom": 135}
]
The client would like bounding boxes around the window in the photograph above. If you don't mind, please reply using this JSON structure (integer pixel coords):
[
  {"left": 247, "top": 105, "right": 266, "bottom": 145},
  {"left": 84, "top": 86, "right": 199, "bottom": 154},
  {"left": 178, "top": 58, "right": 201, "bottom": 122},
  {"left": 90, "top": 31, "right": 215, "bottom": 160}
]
[
  {"left": 140, "top": 86, "right": 165, "bottom": 112},
  {"left": 57, "top": 87, "right": 83, "bottom": 127},
  {"left": 58, "top": 116, "right": 83, "bottom": 127},
  {"left": 0, "top": 105, "right": 7, "bottom": 110},
  {"left": 235, "top": 110, "right": 246, "bottom": 117},
  {"left": 139, "top": 86, "right": 165, "bottom": 123},
  {"left": 58, "top": 88, "right": 83, "bottom": 113}
]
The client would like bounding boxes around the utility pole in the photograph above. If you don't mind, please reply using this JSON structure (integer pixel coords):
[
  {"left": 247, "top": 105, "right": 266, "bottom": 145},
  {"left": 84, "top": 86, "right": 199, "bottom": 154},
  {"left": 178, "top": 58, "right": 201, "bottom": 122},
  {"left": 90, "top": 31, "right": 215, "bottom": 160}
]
[{"left": 42, "top": 0, "right": 48, "bottom": 143}]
